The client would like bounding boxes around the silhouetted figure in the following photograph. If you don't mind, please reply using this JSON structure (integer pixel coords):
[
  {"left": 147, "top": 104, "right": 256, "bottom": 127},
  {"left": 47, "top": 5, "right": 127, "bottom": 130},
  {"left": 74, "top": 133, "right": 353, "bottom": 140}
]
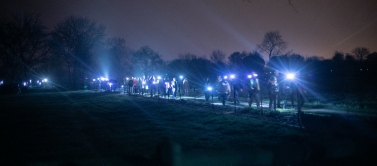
[
  {"left": 203, "top": 77, "right": 211, "bottom": 101},
  {"left": 218, "top": 76, "right": 231, "bottom": 106},
  {"left": 247, "top": 72, "right": 261, "bottom": 109},
  {"left": 267, "top": 73, "right": 279, "bottom": 111}
]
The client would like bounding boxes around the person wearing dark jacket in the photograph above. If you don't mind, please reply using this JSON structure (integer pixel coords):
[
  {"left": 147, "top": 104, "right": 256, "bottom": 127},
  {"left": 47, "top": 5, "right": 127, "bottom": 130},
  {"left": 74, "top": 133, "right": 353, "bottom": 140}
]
[
  {"left": 203, "top": 77, "right": 212, "bottom": 101},
  {"left": 247, "top": 72, "right": 261, "bottom": 109},
  {"left": 267, "top": 75, "right": 279, "bottom": 111},
  {"left": 217, "top": 77, "right": 231, "bottom": 106}
]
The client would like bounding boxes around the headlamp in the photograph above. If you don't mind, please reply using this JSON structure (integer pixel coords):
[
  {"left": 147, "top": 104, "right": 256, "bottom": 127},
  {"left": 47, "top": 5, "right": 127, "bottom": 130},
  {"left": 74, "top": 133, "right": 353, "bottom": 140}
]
[{"left": 286, "top": 73, "right": 295, "bottom": 80}]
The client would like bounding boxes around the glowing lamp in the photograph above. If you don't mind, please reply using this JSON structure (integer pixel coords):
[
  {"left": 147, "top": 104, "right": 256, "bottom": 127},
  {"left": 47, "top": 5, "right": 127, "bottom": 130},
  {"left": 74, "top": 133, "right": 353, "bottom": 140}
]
[
  {"left": 230, "top": 74, "right": 235, "bottom": 79},
  {"left": 207, "top": 86, "right": 212, "bottom": 91},
  {"left": 247, "top": 75, "right": 252, "bottom": 78},
  {"left": 286, "top": 73, "right": 295, "bottom": 80}
]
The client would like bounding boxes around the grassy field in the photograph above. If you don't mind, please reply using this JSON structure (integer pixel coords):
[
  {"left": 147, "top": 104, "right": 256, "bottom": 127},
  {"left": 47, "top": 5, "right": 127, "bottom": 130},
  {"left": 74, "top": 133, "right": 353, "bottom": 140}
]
[{"left": 1, "top": 91, "right": 377, "bottom": 166}]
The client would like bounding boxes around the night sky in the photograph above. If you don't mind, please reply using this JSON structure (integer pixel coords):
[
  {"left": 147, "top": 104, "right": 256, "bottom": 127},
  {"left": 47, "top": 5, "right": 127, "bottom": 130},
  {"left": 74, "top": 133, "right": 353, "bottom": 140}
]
[{"left": 1, "top": 0, "right": 376, "bottom": 61}]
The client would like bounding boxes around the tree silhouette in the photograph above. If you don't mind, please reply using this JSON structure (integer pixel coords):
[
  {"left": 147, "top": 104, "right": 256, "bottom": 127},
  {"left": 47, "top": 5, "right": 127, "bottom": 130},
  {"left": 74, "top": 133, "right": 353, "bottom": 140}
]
[
  {"left": 50, "top": 16, "right": 105, "bottom": 89},
  {"left": 0, "top": 13, "right": 49, "bottom": 84},
  {"left": 241, "top": 51, "right": 265, "bottom": 74},
  {"left": 101, "top": 37, "right": 132, "bottom": 80},
  {"left": 352, "top": 47, "right": 370, "bottom": 63},
  {"left": 210, "top": 49, "right": 226, "bottom": 63},
  {"left": 131, "top": 46, "right": 164, "bottom": 77},
  {"left": 228, "top": 51, "right": 247, "bottom": 73},
  {"left": 258, "top": 31, "right": 287, "bottom": 60},
  {"left": 210, "top": 49, "right": 227, "bottom": 74}
]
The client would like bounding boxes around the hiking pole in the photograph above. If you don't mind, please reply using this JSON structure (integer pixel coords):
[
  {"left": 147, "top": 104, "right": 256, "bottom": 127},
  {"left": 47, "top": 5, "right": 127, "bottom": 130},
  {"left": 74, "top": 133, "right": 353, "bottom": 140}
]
[{"left": 233, "top": 83, "right": 236, "bottom": 113}]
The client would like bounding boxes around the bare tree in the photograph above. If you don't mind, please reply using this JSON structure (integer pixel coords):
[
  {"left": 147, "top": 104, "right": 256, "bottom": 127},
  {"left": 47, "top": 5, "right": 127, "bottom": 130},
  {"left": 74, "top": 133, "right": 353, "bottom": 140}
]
[
  {"left": 0, "top": 13, "right": 49, "bottom": 83},
  {"left": 132, "top": 46, "right": 164, "bottom": 77},
  {"left": 258, "top": 31, "right": 287, "bottom": 60},
  {"left": 50, "top": 16, "right": 105, "bottom": 89},
  {"left": 210, "top": 49, "right": 226, "bottom": 63},
  {"left": 228, "top": 51, "right": 247, "bottom": 72},
  {"left": 178, "top": 53, "right": 197, "bottom": 61},
  {"left": 352, "top": 47, "right": 370, "bottom": 63}
]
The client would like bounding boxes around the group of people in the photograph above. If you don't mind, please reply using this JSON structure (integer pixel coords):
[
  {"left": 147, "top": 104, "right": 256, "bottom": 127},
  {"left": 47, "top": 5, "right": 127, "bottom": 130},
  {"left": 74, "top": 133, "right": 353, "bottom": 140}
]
[
  {"left": 267, "top": 70, "right": 306, "bottom": 113},
  {"left": 210, "top": 73, "right": 261, "bottom": 107},
  {"left": 125, "top": 70, "right": 306, "bottom": 113},
  {"left": 205, "top": 70, "right": 306, "bottom": 113},
  {"left": 125, "top": 76, "right": 190, "bottom": 99}
]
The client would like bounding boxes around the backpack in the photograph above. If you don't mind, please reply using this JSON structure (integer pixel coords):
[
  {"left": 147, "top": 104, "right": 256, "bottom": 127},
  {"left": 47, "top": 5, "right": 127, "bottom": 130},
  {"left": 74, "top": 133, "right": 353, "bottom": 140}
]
[{"left": 219, "top": 80, "right": 229, "bottom": 94}]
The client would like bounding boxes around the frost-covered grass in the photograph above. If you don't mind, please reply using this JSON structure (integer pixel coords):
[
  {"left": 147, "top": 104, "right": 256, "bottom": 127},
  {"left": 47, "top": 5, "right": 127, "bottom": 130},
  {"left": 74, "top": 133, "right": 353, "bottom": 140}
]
[{"left": 1, "top": 91, "right": 376, "bottom": 165}]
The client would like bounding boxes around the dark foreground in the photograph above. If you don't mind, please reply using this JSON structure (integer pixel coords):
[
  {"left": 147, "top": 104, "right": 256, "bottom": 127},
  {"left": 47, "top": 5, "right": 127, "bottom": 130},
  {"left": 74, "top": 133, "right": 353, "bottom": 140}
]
[{"left": 1, "top": 91, "right": 377, "bottom": 166}]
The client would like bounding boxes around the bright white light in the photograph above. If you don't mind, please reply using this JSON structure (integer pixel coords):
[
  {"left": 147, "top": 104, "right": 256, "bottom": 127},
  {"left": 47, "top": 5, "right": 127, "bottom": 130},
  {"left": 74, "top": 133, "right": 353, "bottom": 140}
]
[
  {"left": 253, "top": 73, "right": 258, "bottom": 77},
  {"left": 180, "top": 75, "right": 183, "bottom": 79},
  {"left": 230, "top": 74, "right": 235, "bottom": 79},
  {"left": 93, "top": 79, "right": 96, "bottom": 82},
  {"left": 286, "top": 73, "right": 295, "bottom": 80},
  {"left": 146, "top": 86, "right": 149, "bottom": 90},
  {"left": 207, "top": 86, "right": 212, "bottom": 91},
  {"left": 100, "top": 77, "right": 108, "bottom": 81},
  {"left": 224, "top": 76, "right": 228, "bottom": 79},
  {"left": 43, "top": 78, "right": 48, "bottom": 82},
  {"left": 121, "top": 85, "right": 124, "bottom": 88},
  {"left": 247, "top": 75, "right": 252, "bottom": 78},
  {"left": 157, "top": 76, "right": 161, "bottom": 80}
]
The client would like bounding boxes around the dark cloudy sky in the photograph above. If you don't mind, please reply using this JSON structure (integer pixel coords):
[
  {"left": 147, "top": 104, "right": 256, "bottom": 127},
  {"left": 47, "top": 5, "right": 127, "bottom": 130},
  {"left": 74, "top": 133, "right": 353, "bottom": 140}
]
[{"left": 1, "top": 0, "right": 377, "bottom": 61}]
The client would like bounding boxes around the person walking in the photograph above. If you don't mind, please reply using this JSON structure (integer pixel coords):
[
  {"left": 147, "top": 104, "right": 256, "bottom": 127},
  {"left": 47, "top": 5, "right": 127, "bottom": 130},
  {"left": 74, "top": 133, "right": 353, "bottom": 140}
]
[
  {"left": 267, "top": 74, "right": 279, "bottom": 111},
  {"left": 247, "top": 72, "right": 261, "bottom": 109},
  {"left": 203, "top": 77, "right": 212, "bottom": 102},
  {"left": 128, "top": 77, "right": 134, "bottom": 95},
  {"left": 163, "top": 76, "right": 170, "bottom": 98},
  {"left": 148, "top": 76, "right": 155, "bottom": 97},
  {"left": 171, "top": 77, "right": 178, "bottom": 99},
  {"left": 183, "top": 78, "right": 189, "bottom": 96},
  {"left": 232, "top": 78, "right": 242, "bottom": 104},
  {"left": 282, "top": 79, "right": 295, "bottom": 109},
  {"left": 218, "top": 76, "right": 231, "bottom": 106},
  {"left": 294, "top": 72, "right": 306, "bottom": 113},
  {"left": 272, "top": 70, "right": 283, "bottom": 108}
]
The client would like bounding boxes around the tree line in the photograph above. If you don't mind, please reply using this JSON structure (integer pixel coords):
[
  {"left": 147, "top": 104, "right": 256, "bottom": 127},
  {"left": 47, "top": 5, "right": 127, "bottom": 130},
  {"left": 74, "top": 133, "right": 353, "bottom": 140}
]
[{"left": 1, "top": 14, "right": 376, "bottom": 94}]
